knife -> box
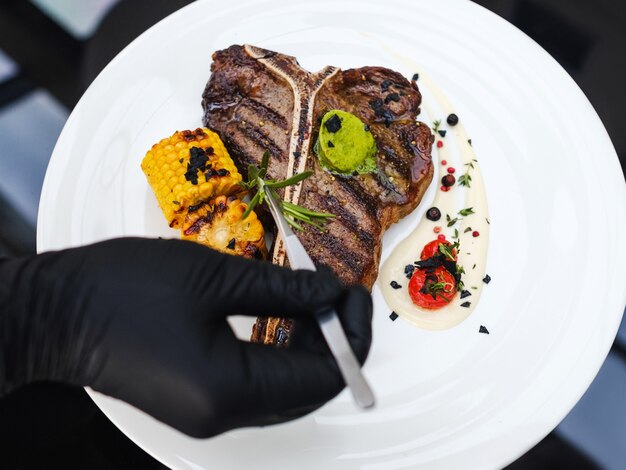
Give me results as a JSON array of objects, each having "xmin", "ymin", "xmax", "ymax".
[{"xmin": 261, "ymin": 182, "xmax": 375, "ymax": 409}]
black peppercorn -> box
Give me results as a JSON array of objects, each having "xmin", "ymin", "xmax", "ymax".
[
  {"xmin": 441, "ymin": 174, "xmax": 456, "ymax": 187},
  {"xmin": 426, "ymin": 207, "xmax": 441, "ymax": 221},
  {"xmin": 446, "ymin": 113, "xmax": 459, "ymax": 126}
]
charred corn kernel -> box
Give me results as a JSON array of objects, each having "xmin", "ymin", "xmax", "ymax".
[
  {"xmin": 181, "ymin": 196, "xmax": 266, "ymax": 259},
  {"xmin": 141, "ymin": 128, "xmax": 242, "ymax": 228}
]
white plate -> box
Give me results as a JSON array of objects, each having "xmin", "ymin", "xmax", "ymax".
[{"xmin": 38, "ymin": 0, "xmax": 626, "ymax": 468}]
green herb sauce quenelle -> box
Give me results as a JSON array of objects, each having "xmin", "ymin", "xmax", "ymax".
[{"xmin": 314, "ymin": 110, "xmax": 377, "ymax": 175}]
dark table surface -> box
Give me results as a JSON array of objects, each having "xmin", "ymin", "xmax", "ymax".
[{"xmin": 0, "ymin": 1, "xmax": 624, "ymax": 468}]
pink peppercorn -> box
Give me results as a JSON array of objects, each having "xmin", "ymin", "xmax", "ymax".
[
  {"xmin": 447, "ymin": 167, "xmax": 456, "ymax": 174},
  {"xmin": 472, "ymin": 231, "xmax": 480, "ymax": 237},
  {"xmin": 441, "ymin": 159, "xmax": 447, "ymax": 165},
  {"xmin": 437, "ymin": 141, "xmax": 444, "ymax": 148},
  {"xmin": 437, "ymin": 234, "xmax": 446, "ymax": 241},
  {"xmin": 433, "ymin": 226, "xmax": 441, "ymax": 233}
]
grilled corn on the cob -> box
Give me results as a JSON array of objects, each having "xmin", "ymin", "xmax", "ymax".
[
  {"xmin": 181, "ymin": 196, "xmax": 266, "ymax": 259},
  {"xmin": 141, "ymin": 128, "xmax": 242, "ymax": 228}
]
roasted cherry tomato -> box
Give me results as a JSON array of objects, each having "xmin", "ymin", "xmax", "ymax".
[
  {"xmin": 420, "ymin": 239, "xmax": 456, "ymax": 260},
  {"xmin": 408, "ymin": 266, "xmax": 456, "ymax": 309}
]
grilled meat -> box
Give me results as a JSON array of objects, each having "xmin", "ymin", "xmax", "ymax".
[{"xmin": 202, "ymin": 45, "xmax": 433, "ymax": 344}]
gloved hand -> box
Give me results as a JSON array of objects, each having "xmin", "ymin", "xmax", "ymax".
[{"xmin": 0, "ymin": 238, "xmax": 372, "ymax": 438}]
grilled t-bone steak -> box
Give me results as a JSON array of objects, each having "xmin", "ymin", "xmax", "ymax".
[{"xmin": 202, "ymin": 45, "xmax": 433, "ymax": 345}]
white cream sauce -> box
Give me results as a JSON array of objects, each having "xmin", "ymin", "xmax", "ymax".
[{"xmin": 379, "ymin": 70, "xmax": 490, "ymax": 330}]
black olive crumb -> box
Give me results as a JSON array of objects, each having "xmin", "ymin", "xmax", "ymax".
[
  {"xmin": 460, "ymin": 290, "xmax": 472, "ymax": 299},
  {"xmin": 327, "ymin": 140, "xmax": 335, "ymax": 148},
  {"xmin": 217, "ymin": 169, "xmax": 229, "ymax": 176},
  {"xmin": 389, "ymin": 311, "xmax": 399, "ymax": 321},
  {"xmin": 437, "ymin": 129, "xmax": 447, "ymax": 138},
  {"xmin": 226, "ymin": 238, "xmax": 236, "ymax": 250},
  {"xmin": 364, "ymin": 124, "xmax": 370, "ymax": 132},
  {"xmin": 185, "ymin": 146, "xmax": 211, "ymax": 184},
  {"xmin": 426, "ymin": 207, "xmax": 441, "ymax": 221},
  {"xmin": 390, "ymin": 280, "xmax": 402, "ymax": 289},
  {"xmin": 483, "ymin": 274, "xmax": 491, "ymax": 284},
  {"xmin": 460, "ymin": 301, "xmax": 471, "ymax": 308},
  {"xmin": 447, "ymin": 113, "xmax": 459, "ymax": 126},
  {"xmin": 479, "ymin": 325, "xmax": 489, "ymax": 334},
  {"xmin": 404, "ymin": 264, "xmax": 415, "ymax": 279},
  {"xmin": 293, "ymin": 151, "xmax": 301, "ymax": 158},
  {"xmin": 325, "ymin": 114, "xmax": 342, "ymax": 133},
  {"xmin": 411, "ymin": 73, "xmax": 419, "ymax": 81}
]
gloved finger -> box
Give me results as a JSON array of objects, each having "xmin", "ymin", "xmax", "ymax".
[
  {"xmin": 124, "ymin": 238, "xmax": 343, "ymax": 320},
  {"xmin": 238, "ymin": 343, "xmax": 343, "ymax": 419},
  {"xmin": 289, "ymin": 285, "xmax": 373, "ymax": 365},
  {"xmin": 191, "ymin": 252, "xmax": 344, "ymax": 319},
  {"xmin": 237, "ymin": 286, "xmax": 373, "ymax": 413}
]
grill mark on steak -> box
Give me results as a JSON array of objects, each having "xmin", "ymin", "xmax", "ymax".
[
  {"xmin": 240, "ymin": 97, "xmax": 289, "ymax": 129},
  {"xmin": 236, "ymin": 123, "xmax": 285, "ymax": 162},
  {"xmin": 307, "ymin": 227, "xmax": 363, "ymax": 279},
  {"xmin": 338, "ymin": 176, "xmax": 380, "ymax": 219},
  {"xmin": 315, "ymin": 194, "xmax": 376, "ymax": 251},
  {"xmin": 202, "ymin": 45, "xmax": 434, "ymax": 345},
  {"xmin": 379, "ymin": 142, "xmax": 409, "ymax": 174}
]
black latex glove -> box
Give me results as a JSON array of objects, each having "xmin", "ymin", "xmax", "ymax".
[{"xmin": 0, "ymin": 238, "xmax": 372, "ymax": 438}]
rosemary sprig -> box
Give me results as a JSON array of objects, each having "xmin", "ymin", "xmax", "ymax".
[
  {"xmin": 240, "ymin": 151, "xmax": 335, "ymax": 230},
  {"xmin": 432, "ymin": 119, "xmax": 442, "ymax": 133}
]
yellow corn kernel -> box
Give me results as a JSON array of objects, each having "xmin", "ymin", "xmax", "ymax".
[
  {"xmin": 141, "ymin": 128, "xmax": 242, "ymax": 228},
  {"xmin": 181, "ymin": 196, "xmax": 266, "ymax": 260}
]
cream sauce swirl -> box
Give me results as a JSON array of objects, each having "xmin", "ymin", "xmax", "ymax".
[{"xmin": 379, "ymin": 71, "xmax": 490, "ymax": 330}]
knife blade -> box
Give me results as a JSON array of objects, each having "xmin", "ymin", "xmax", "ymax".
[{"xmin": 262, "ymin": 183, "xmax": 375, "ymax": 409}]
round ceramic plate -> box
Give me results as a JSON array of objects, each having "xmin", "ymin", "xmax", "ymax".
[{"xmin": 38, "ymin": 0, "xmax": 626, "ymax": 468}]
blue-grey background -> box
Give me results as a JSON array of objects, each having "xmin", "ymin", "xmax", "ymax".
[{"xmin": 0, "ymin": 1, "xmax": 624, "ymax": 468}]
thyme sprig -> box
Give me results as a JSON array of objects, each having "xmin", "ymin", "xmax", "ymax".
[
  {"xmin": 240, "ymin": 151, "xmax": 335, "ymax": 231},
  {"xmin": 458, "ymin": 159, "xmax": 477, "ymax": 188}
]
